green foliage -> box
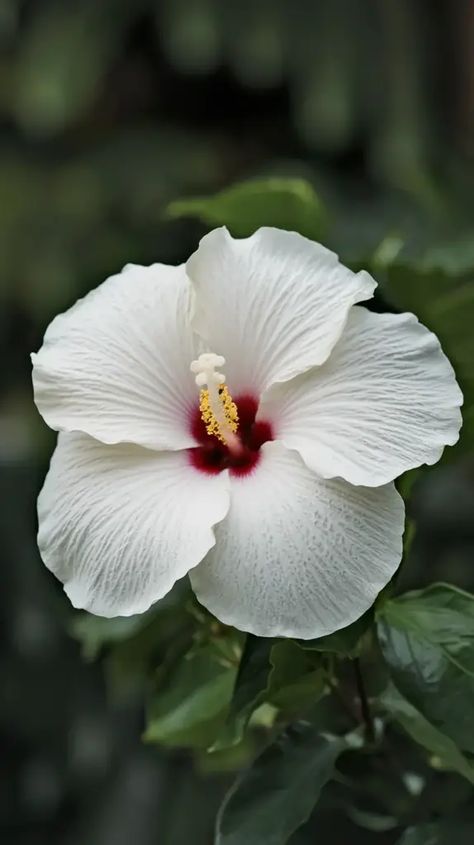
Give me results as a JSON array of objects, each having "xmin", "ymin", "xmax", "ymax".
[
  {"xmin": 377, "ymin": 584, "xmax": 474, "ymax": 753},
  {"xmin": 212, "ymin": 636, "xmax": 325, "ymax": 751},
  {"xmin": 381, "ymin": 685, "xmax": 474, "ymax": 784},
  {"xmin": 211, "ymin": 634, "xmax": 273, "ymax": 750},
  {"xmin": 71, "ymin": 612, "xmax": 154, "ymax": 660},
  {"xmin": 266, "ymin": 642, "xmax": 325, "ymax": 713},
  {"xmin": 15, "ymin": 1, "xmax": 126, "ymax": 134},
  {"xmin": 215, "ymin": 725, "xmax": 347, "ymax": 845},
  {"xmin": 397, "ymin": 819, "xmax": 474, "ymax": 845},
  {"xmin": 166, "ymin": 177, "xmax": 327, "ymax": 240},
  {"xmin": 72, "ymin": 585, "xmax": 195, "ymax": 695},
  {"xmin": 145, "ymin": 644, "xmax": 237, "ymax": 749}
]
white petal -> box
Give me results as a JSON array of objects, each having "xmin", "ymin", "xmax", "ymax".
[
  {"xmin": 186, "ymin": 227, "xmax": 375, "ymax": 394},
  {"xmin": 32, "ymin": 263, "xmax": 198, "ymax": 450},
  {"xmin": 190, "ymin": 441, "xmax": 404, "ymax": 639},
  {"xmin": 259, "ymin": 307, "xmax": 462, "ymax": 487},
  {"xmin": 260, "ymin": 307, "xmax": 463, "ymax": 487},
  {"xmin": 38, "ymin": 433, "xmax": 230, "ymax": 616}
]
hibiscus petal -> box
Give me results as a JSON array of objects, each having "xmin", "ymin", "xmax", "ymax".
[
  {"xmin": 260, "ymin": 307, "xmax": 463, "ymax": 487},
  {"xmin": 32, "ymin": 263, "xmax": 198, "ymax": 450},
  {"xmin": 190, "ymin": 441, "xmax": 404, "ymax": 639},
  {"xmin": 38, "ymin": 433, "xmax": 230, "ymax": 616},
  {"xmin": 186, "ymin": 227, "xmax": 375, "ymax": 394}
]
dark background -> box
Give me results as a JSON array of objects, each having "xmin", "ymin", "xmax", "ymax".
[{"xmin": 1, "ymin": 1, "xmax": 473, "ymax": 843}]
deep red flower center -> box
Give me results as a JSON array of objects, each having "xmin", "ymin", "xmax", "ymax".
[{"xmin": 188, "ymin": 394, "xmax": 273, "ymax": 477}]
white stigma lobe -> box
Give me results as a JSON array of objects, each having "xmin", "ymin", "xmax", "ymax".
[{"xmin": 190, "ymin": 352, "xmax": 226, "ymax": 388}]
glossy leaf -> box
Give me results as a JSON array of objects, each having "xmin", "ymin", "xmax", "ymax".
[
  {"xmin": 211, "ymin": 635, "xmax": 273, "ymax": 750},
  {"xmin": 216, "ymin": 724, "xmax": 346, "ymax": 845},
  {"xmin": 166, "ymin": 177, "xmax": 327, "ymax": 240},
  {"xmin": 378, "ymin": 583, "xmax": 474, "ymax": 753},
  {"xmin": 381, "ymin": 684, "xmax": 474, "ymax": 785}
]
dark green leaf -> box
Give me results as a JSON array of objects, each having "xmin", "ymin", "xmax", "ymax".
[
  {"xmin": 211, "ymin": 635, "xmax": 273, "ymax": 751},
  {"xmin": 71, "ymin": 583, "xmax": 191, "ymax": 661},
  {"xmin": 381, "ymin": 684, "xmax": 474, "ymax": 784},
  {"xmin": 216, "ymin": 724, "xmax": 346, "ymax": 845},
  {"xmin": 144, "ymin": 645, "xmax": 236, "ymax": 749},
  {"xmin": 398, "ymin": 819, "xmax": 474, "ymax": 845},
  {"xmin": 267, "ymin": 641, "xmax": 325, "ymax": 713},
  {"xmin": 196, "ymin": 735, "xmax": 257, "ymax": 776},
  {"xmin": 377, "ymin": 583, "xmax": 474, "ymax": 753},
  {"xmin": 71, "ymin": 611, "xmax": 155, "ymax": 660},
  {"xmin": 166, "ymin": 177, "xmax": 327, "ymax": 240}
]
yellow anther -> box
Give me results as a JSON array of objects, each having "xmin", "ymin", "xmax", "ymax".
[{"xmin": 200, "ymin": 385, "xmax": 239, "ymax": 443}]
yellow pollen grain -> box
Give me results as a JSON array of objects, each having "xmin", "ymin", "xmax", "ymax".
[{"xmin": 199, "ymin": 385, "xmax": 239, "ymax": 442}]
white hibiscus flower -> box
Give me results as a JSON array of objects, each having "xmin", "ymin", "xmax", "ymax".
[{"xmin": 31, "ymin": 227, "xmax": 463, "ymax": 638}]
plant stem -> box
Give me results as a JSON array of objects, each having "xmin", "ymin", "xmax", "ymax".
[{"xmin": 353, "ymin": 658, "xmax": 375, "ymax": 743}]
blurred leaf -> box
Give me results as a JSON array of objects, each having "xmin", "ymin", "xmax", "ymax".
[
  {"xmin": 224, "ymin": 0, "xmax": 284, "ymax": 90},
  {"xmin": 267, "ymin": 641, "xmax": 325, "ymax": 713},
  {"xmin": 398, "ymin": 819, "xmax": 474, "ymax": 845},
  {"xmin": 298, "ymin": 611, "xmax": 371, "ymax": 656},
  {"xmin": 145, "ymin": 645, "xmax": 236, "ymax": 749},
  {"xmin": 157, "ymin": 0, "xmax": 221, "ymax": 76},
  {"xmin": 211, "ymin": 635, "xmax": 273, "ymax": 751},
  {"xmin": 71, "ymin": 611, "xmax": 156, "ymax": 660},
  {"xmin": 73, "ymin": 590, "xmax": 195, "ymax": 698},
  {"xmin": 196, "ymin": 732, "xmax": 257, "ymax": 775},
  {"xmin": 417, "ymin": 237, "xmax": 474, "ymax": 277},
  {"xmin": 381, "ymin": 684, "xmax": 474, "ymax": 784},
  {"xmin": 377, "ymin": 583, "xmax": 474, "ymax": 753},
  {"xmin": 71, "ymin": 584, "xmax": 191, "ymax": 659},
  {"xmin": 216, "ymin": 724, "xmax": 347, "ymax": 845},
  {"xmin": 14, "ymin": 0, "xmax": 140, "ymax": 134},
  {"xmin": 166, "ymin": 177, "xmax": 327, "ymax": 240}
]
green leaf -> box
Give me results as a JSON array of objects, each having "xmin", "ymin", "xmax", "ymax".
[
  {"xmin": 267, "ymin": 641, "xmax": 325, "ymax": 713},
  {"xmin": 211, "ymin": 635, "xmax": 273, "ymax": 751},
  {"xmin": 398, "ymin": 819, "xmax": 474, "ymax": 845},
  {"xmin": 71, "ymin": 612, "xmax": 154, "ymax": 660},
  {"xmin": 72, "ymin": 586, "xmax": 194, "ymax": 696},
  {"xmin": 299, "ymin": 611, "xmax": 371, "ymax": 656},
  {"xmin": 71, "ymin": 583, "xmax": 191, "ymax": 661},
  {"xmin": 377, "ymin": 583, "xmax": 474, "ymax": 753},
  {"xmin": 381, "ymin": 684, "xmax": 474, "ymax": 785},
  {"xmin": 144, "ymin": 645, "xmax": 237, "ymax": 749},
  {"xmin": 215, "ymin": 724, "xmax": 347, "ymax": 845},
  {"xmin": 166, "ymin": 177, "xmax": 327, "ymax": 240}
]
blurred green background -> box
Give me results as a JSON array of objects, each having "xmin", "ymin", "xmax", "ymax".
[{"xmin": 1, "ymin": 1, "xmax": 473, "ymax": 843}]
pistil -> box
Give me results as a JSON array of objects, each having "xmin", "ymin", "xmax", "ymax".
[{"xmin": 190, "ymin": 353, "xmax": 243, "ymax": 455}]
